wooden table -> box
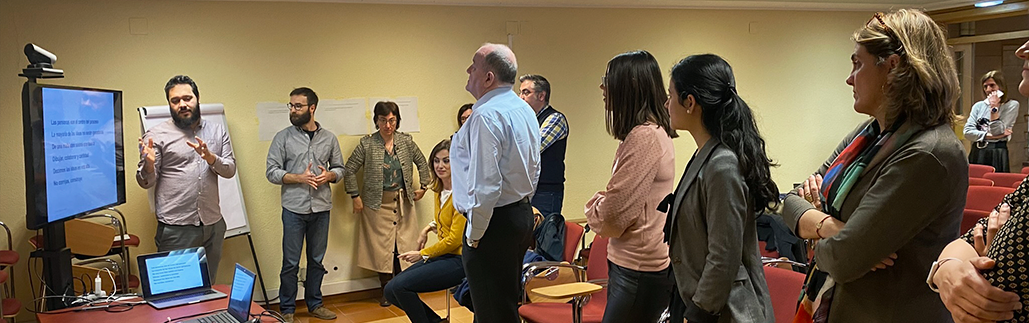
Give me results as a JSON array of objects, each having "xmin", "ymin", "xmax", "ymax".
[
  {"xmin": 529, "ymin": 282, "xmax": 602, "ymax": 299},
  {"xmin": 36, "ymin": 284, "xmax": 275, "ymax": 323}
]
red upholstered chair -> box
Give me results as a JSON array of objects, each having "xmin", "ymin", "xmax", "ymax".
[
  {"xmin": 969, "ymin": 164, "xmax": 996, "ymax": 178},
  {"xmin": 1022, "ymin": 166, "xmax": 1029, "ymax": 174},
  {"xmin": 758, "ymin": 241, "xmax": 780, "ymax": 259},
  {"xmin": 968, "ymin": 177, "xmax": 995, "ymax": 186},
  {"xmin": 965, "ymin": 186, "xmax": 1014, "ymax": 212},
  {"xmin": 564, "ymin": 222, "xmax": 586, "ymax": 264},
  {"xmin": 520, "ymin": 237, "xmax": 609, "ymax": 323},
  {"xmin": 764, "ymin": 266, "xmax": 805, "ymax": 323},
  {"xmin": 983, "ymin": 172, "xmax": 1027, "ymax": 189},
  {"xmin": 961, "ymin": 209, "xmax": 991, "ymax": 235},
  {"xmin": 0, "ymin": 222, "xmax": 20, "ymax": 322}
]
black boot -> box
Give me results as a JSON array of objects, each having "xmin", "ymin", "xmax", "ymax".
[{"xmin": 378, "ymin": 272, "xmax": 393, "ymax": 307}]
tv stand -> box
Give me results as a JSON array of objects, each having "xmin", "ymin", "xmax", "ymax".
[{"xmin": 29, "ymin": 222, "xmax": 74, "ymax": 311}]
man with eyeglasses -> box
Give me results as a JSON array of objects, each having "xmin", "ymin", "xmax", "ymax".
[
  {"xmin": 518, "ymin": 74, "xmax": 568, "ymax": 219},
  {"xmin": 137, "ymin": 75, "xmax": 235, "ymax": 280},
  {"xmin": 265, "ymin": 87, "xmax": 344, "ymax": 322}
]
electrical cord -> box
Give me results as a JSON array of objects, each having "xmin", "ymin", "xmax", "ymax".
[
  {"xmin": 75, "ymin": 298, "xmax": 144, "ymax": 313},
  {"xmin": 252, "ymin": 310, "xmax": 286, "ymax": 322},
  {"xmin": 100, "ymin": 267, "xmax": 117, "ymax": 295},
  {"xmin": 27, "ymin": 259, "xmax": 139, "ymax": 314},
  {"xmin": 74, "ymin": 274, "xmax": 89, "ymax": 295},
  {"xmin": 25, "ymin": 295, "xmax": 92, "ymax": 314},
  {"xmin": 28, "ymin": 255, "xmax": 75, "ymax": 311},
  {"xmin": 163, "ymin": 308, "xmax": 224, "ymax": 323},
  {"xmin": 257, "ymin": 295, "xmax": 279, "ymax": 306}
]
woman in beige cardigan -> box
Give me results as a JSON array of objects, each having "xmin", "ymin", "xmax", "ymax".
[{"xmin": 345, "ymin": 101, "xmax": 432, "ymax": 307}]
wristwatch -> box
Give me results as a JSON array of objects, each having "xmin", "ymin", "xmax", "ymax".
[{"xmin": 926, "ymin": 258, "xmax": 960, "ymax": 292}]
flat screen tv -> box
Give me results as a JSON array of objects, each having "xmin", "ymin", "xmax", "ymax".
[{"xmin": 23, "ymin": 83, "xmax": 125, "ymax": 230}]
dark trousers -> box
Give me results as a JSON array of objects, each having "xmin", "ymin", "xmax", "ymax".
[
  {"xmin": 278, "ymin": 208, "xmax": 330, "ymax": 314},
  {"xmin": 462, "ymin": 199, "xmax": 534, "ymax": 323},
  {"xmin": 384, "ymin": 254, "xmax": 465, "ymax": 323},
  {"xmin": 531, "ymin": 190, "xmax": 564, "ymax": 216},
  {"xmin": 155, "ymin": 218, "xmax": 226, "ymax": 280},
  {"xmin": 603, "ymin": 260, "xmax": 673, "ymax": 323}
]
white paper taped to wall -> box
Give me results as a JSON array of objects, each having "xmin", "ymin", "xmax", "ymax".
[
  {"xmin": 318, "ymin": 98, "xmax": 370, "ymax": 136},
  {"xmin": 395, "ymin": 97, "xmax": 420, "ymax": 133},
  {"xmin": 255, "ymin": 102, "xmax": 291, "ymax": 141}
]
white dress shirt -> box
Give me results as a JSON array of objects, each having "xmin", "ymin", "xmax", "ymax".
[{"xmin": 451, "ymin": 87, "xmax": 541, "ymax": 243}]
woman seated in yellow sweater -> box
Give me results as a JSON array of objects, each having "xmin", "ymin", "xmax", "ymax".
[{"xmin": 385, "ymin": 139, "xmax": 467, "ymax": 323}]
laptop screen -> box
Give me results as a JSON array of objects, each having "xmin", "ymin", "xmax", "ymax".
[
  {"xmin": 143, "ymin": 249, "xmax": 205, "ymax": 295},
  {"xmin": 227, "ymin": 264, "xmax": 257, "ymax": 322}
]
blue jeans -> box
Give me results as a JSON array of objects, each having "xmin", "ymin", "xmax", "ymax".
[
  {"xmin": 531, "ymin": 190, "xmax": 564, "ymax": 216},
  {"xmin": 384, "ymin": 253, "xmax": 465, "ymax": 323},
  {"xmin": 278, "ymin": 208, "xmax": 330, "ymax": 314}
]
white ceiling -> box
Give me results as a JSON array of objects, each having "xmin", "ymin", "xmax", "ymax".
[{"xmin": 224, "ymin": 0, "xmax": 985, "ymax": 11}]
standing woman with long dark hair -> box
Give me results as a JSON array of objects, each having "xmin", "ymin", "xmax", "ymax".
[
  {"xmin": 663, "ymin": 54, "xmax": 777, "ymax": 323},
  {"xmin": 584, "ymin": 50, "xmax": 677, "ymax": 323}
]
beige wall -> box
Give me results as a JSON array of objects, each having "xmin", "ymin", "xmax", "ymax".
[{"xmin": 0, "ymin": 0, "xmax": 872, "ymax": 320}]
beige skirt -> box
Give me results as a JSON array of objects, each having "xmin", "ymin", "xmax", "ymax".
[{"xmin": 356, "ymin": 190, "xmax": 419, "ymax": 273}]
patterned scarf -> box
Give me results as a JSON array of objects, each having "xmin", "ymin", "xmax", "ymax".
[{"xmin": 794, "ymin": 118, "xmax": 921, "ymax": 323}]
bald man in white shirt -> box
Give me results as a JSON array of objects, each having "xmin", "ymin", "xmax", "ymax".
[{"xmin": 450, "ymin": 43, "xmax": 541, "ymax": 323}]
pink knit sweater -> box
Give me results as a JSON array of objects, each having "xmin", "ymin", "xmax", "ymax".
[{"xmin": 584, "ymin": 124, "xmax": 674, "ymax": 272}]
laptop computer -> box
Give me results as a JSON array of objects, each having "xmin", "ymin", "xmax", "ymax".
[
  {"xmin": 181, "ymin": 263, "xmax": 257, "ymax": 323},
  {"xmin": 137, "ymin": 247, "xmax": 226, "ymax": 309}
]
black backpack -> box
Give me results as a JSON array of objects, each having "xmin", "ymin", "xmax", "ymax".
[{"xmin": 533, "ymin": 212, "xmax": 566, "ymax": 262}]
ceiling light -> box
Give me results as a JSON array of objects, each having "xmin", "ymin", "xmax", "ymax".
[{"xmin": 975, "ymin": 1, "xmax": 1004, "ymax": 7}]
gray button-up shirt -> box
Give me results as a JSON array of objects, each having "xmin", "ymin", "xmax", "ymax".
[
  {"xmin": 136, "ymin": 119, "xmax": 237, "ymax": 226},
  {"xmin": 266, "ymin": 123, "xmax": 345, "ymax": 214}
]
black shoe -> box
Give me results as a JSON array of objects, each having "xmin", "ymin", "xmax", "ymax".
[{"xmin": 379, "ymin": 296, "xmax": 391, "ymax": 307}]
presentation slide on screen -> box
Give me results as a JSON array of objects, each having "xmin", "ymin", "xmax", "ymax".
[
  {"xmin": 229, "ymin": 270, "xmax": 254, "ymax": 303},
  {"xmin": 145, "ymin": 253, "xmax": 203, "ymax": 295},
  {"xmin": 42, "ymin": 87, "xmax": 118, "ymax": 221}
]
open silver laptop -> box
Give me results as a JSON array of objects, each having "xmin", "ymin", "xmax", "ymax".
[
  {"xmin": 137, "ymin": 247, "xmax": 226, "ymax": 309},
  {"xmin": 182, "ymin": 263, "xmax": 257, "ymax": 323}
]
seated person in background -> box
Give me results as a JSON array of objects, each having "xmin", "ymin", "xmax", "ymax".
[
  {"xmin": 457, "ymin": 103, "xmax": 473, "ymax": 129},
  {"xmin": 385, "ymin": 139, "xmax": 467, "ymax": 323},
  {"xmin": 931, "ymin": 39, "xmax": 1029, "ymax": 323}
]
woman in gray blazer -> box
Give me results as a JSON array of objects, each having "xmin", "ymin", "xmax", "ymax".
[
  {"xmin": 783, "ymin": 9, "xmax": 966, "ymax": 323},
  {"xmin": 663, "ymin": 54, "xmax": 779, "ymax": 323}
]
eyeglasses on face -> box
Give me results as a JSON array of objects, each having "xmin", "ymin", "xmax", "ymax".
[{"xmin": 287, "ymin": 103, "xmax": 311, "ymax": 110}]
